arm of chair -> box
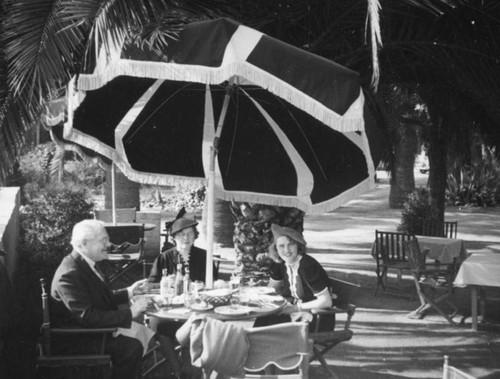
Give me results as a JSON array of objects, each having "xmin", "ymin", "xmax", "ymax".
[
  {"xmin": 51, "ymin": 327, "xmax": 117, "ymax": 334},
  {"xmin": 311, "ymin": 304, "xmax": 356, "ymax": 330},
  {"xmin": 109, "ymin": 239, "xmax": 145, "ymax": 255}
]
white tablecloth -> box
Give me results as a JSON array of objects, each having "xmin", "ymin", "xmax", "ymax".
[
  {"xmin": 416, "ymin": 235, "xmax": 468, "ymax": 264},
  {"xmin": 454, "ymin": 251, "xmax": 500, "ymax": 288}
]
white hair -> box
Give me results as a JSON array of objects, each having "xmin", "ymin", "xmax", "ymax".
[{"xmin": 71, "ymin": 219, "xmax": 106, "ymax": 249}]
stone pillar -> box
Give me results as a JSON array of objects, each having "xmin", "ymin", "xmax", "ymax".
[{"xmin": 0, "ymin": 187, "xmax": 20, "ymax": 281}]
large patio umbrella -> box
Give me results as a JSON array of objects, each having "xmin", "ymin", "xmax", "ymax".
[{"xmin": 64, "ymin": 18, "xmax": 382, "ymax": 287}]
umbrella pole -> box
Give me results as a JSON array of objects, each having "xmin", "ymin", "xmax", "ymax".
[
  {"xmin": 111, "ymin": 162, "xmax": 117, "ymax": 225},
  {"xmin": 205, "ymin": 80, "xmax": 234, "ymax": 288},
  {"xmin": 206, "ymin": 146, "xmax": 216, "ymax": 288}
]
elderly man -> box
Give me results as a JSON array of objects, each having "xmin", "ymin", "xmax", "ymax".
[{"xmin": 50, "ymin": 219, "xmax": 182, "ymax": 379}]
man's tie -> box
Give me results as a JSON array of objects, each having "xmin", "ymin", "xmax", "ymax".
[{"xmin": 94, "ymin": 260, "xmax": 109, "ymax": 283}]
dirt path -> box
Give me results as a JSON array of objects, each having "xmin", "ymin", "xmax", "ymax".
[{"xmin": 301, "ymin": 170, "xmax": 500, "ymax": 379}]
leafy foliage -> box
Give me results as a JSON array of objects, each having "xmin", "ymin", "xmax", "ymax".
[
  {"xmin": 397, "ymin": 187, "xmax": 433, "ymax": 234},
  {"xmin": 141, "ymin": 185, "xmax": 206, "ymax": 212},
  {"xmin": 7, "ymin": 142, "xmax": 105, "ymax": 204},
  {"xmin": 230, "ymin": 203, "xmax": 304, "ymax": 283},
  {"xmin": 446, "ymin": 147, "xmax": 500, "ymax": 207},
  {"xmin": 19, "ymin": 185, "xmax": 94, "ymax": 282}
]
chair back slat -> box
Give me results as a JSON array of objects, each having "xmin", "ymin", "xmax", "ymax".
[
  {"xmin": 39, "ymin": 278, "xmax": 51, "ymax": 356},
  {"xmin": 422, "ymin": 219, "xmax": 458, "ymax": 239},
  {"xmin": 375, "ymin": 230, "xmax": 413, "ymax": 262},
  {"xmin": 105, "ymin": 224, "xmax": 145, "ymax": 245}
]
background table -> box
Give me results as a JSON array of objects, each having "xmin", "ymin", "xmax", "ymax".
[
  {"xmin": 416, "ymin": 235, "xmax": 468, "ymax": 264},
  {"xmin": 454, "ymin": 250, "xmax": 500, "ymax": 330}
]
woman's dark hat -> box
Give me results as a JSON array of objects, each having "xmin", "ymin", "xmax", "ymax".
[
  {"xmin": 271, "ymin": 224, "xmax": 306, "ymax": 246},
  {"xmin": 170, "ymin": 217, "xmax": 198, "ymax": 235}
]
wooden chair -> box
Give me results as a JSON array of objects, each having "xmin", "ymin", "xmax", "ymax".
[
  {"xmin": 104, "ymin": 224, "xmax": 146, "ymax": 283},
  {"xmin": 404, "ymin": 238, "xmax": 458, "ymax": 324},
  {"xmin": 305, "ymin": 278, "xmax": 360, "ymax": 379},
  {"xmin": 37, "ymin": 278, "xmax": 166, "ymax": 378},
  {"xmin": 232, "ymin": 321, "xmax": 311, "ymax": 379},
  {"xmin": 443, "ymin": 355, "xmax": 477, "ymax": 379},
  {"xmin": 95, "ymin": 208, "xmax": 137, "ymax": 223},
  {"xmin": 36, "ymin": 278, "xmax": 115, "ymax": 378},
  {"xmin": 422, "ymin": 219, "xmax": 458, "ymax": 239},
  {"xmin": 373, "ymin": 230, "xmax": 413, "ymax": 295}
]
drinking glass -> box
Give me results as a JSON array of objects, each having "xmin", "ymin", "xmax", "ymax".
[
  {"xmin": 229, "ymin": 296, "xmax": 240, "ymax": 309},
  {"xmin": 184, "ymin": 291, "xmax": 195, "ymax": 308},
  {"xmin": 230, "ymin": 274, "xmax": 241, "ymax": 290},
  {"xmin": 238, "ymin": 285, "xmax": 250, "ymax": 306}
]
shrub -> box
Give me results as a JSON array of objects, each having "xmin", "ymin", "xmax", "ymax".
[
  {"xmin": 19, "ymin": 184, "xmax": 95, "ymax": 282},
  {"xmin": 446, "ymin": 148, "xmax": 500, "ymax": 207},
  {"xmin": 141, "ymin": 186, "xmax": 206, "ymax": 212},
  {"xmin": 397, "ymin": 187, "xmax": 433, "ymax": 234},
  {"xmin": 8, "ymin": 142, "xmax": 105, "ymax": 203}
]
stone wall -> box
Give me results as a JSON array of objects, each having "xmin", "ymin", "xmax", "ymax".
[{"xmin": 0, "ymin": 187, "xmax": 20, "ymax": 281}]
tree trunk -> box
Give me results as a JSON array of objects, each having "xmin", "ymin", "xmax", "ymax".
[
  {"xmin": 427, "ymin": 117, "xmax": 447, "ymax": 222},
  {"xmin": 389, "ymin": 123, "xmax": 419, "ymax": 208},
  {"xmin": 200, "ymin": 197, "xmax": 235, "ymax": 248},
  {"xmin": 230, "ymin": 203, "xmax": 304, "ymax": 281},
  {"xmin": 104, "ymin": 165, "xmax": 140, "ymax": 210}
]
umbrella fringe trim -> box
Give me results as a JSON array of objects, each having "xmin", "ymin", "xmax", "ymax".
[
  {"xmin": 65, "ymin": 128, "xmax": 207, "ymax": 188},
  {"xmin": 77, "ymin": 61, "xmax": 364, "ymax": 133},
  {"xmin": 213, "ymin": 177, "xmax": 375, "ymax": 214}
]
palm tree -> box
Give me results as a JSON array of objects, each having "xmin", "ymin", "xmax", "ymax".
[
  {"xmin": 4, "ymin": 0, "xmax": 500, "ymax": 274},
  {"xmin": 0, "ymin": 0, "xmax": 232, "ymax": 185},
  {"xmin": 376, "ymin": 2, "xmax": 500, "ymax": 219}
]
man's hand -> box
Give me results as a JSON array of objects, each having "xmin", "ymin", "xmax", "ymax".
[
  {"xmin": 129, "ymin": 279, "xmax": 148, "ymax": 296},
  {"xmin": 130, "ymin": 296, "xmax": 150, "ymax": 318}
]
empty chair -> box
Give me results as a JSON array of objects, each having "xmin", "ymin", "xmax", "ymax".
[
  {"xmin": 422, "ymin": 219, "xmax": 458, "ymax": 239},
  {"xmin": 443, "ymin": 355, "xmax": 477, "ymax": 379},
  {"xmin": 104, "ymin": 224, "xmax": 146, "ymax": 283},
  {"xmin": 234, "ymin": 321, "xmax": 311, "ymax": 379},
  {"xmin": 405, "ymin": 238, "xmax": 458, "ymax": 324},
  {"xmin": 177, "ymin": 317, "xmax": 311, "ymax": 379},
  {"xmin": 373, "ymin": 230, "xmax": 413, "ymax": 295}
]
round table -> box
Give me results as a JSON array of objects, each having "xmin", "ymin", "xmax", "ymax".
[{"xmin": 145, "ymin": 291, "xmax": 288, "ymax": 323}]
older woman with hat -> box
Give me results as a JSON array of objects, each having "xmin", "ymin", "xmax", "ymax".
[{"xmin": 148, "ymin": 215, "xmax": 218, "ymax": 284}]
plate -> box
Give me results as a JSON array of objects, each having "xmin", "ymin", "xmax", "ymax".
[
  {"xmin": 259, "ymin": 295, "xmax": 284, "ymax": 303},
  {"xmin": 190, "ymin": 302, "xmax": 214, "ymax": 311},
  {"xmin": 172, "ymin": 296, "xmax": 185, "ymax": 305},
  {"xmin": 254, "ymin": 287, "xmax": 276, "ymax": 294},
  {"xmin": 248, "ymin": 302, "xmax": 280, "ymax": 313},
  {"xmin": 200, "ymin": 288, "xmax": 233, "ymax": 297},
  {"xmin": 214, "ymin": 305, "xmax": 252, "ymax": 316}
]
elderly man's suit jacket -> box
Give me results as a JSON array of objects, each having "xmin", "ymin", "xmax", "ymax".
[{"xmin": 50, "ymin": 250, "xmax": 132, "ymax": 329}]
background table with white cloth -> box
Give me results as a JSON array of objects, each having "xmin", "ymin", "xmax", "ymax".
[
  {"xmin": 454, "ymin": 250, "xmax": 500, "ymax": 330},
  {"xmin": 416, "ymin": 235, "xmax": 468, "ymax": 264}
]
